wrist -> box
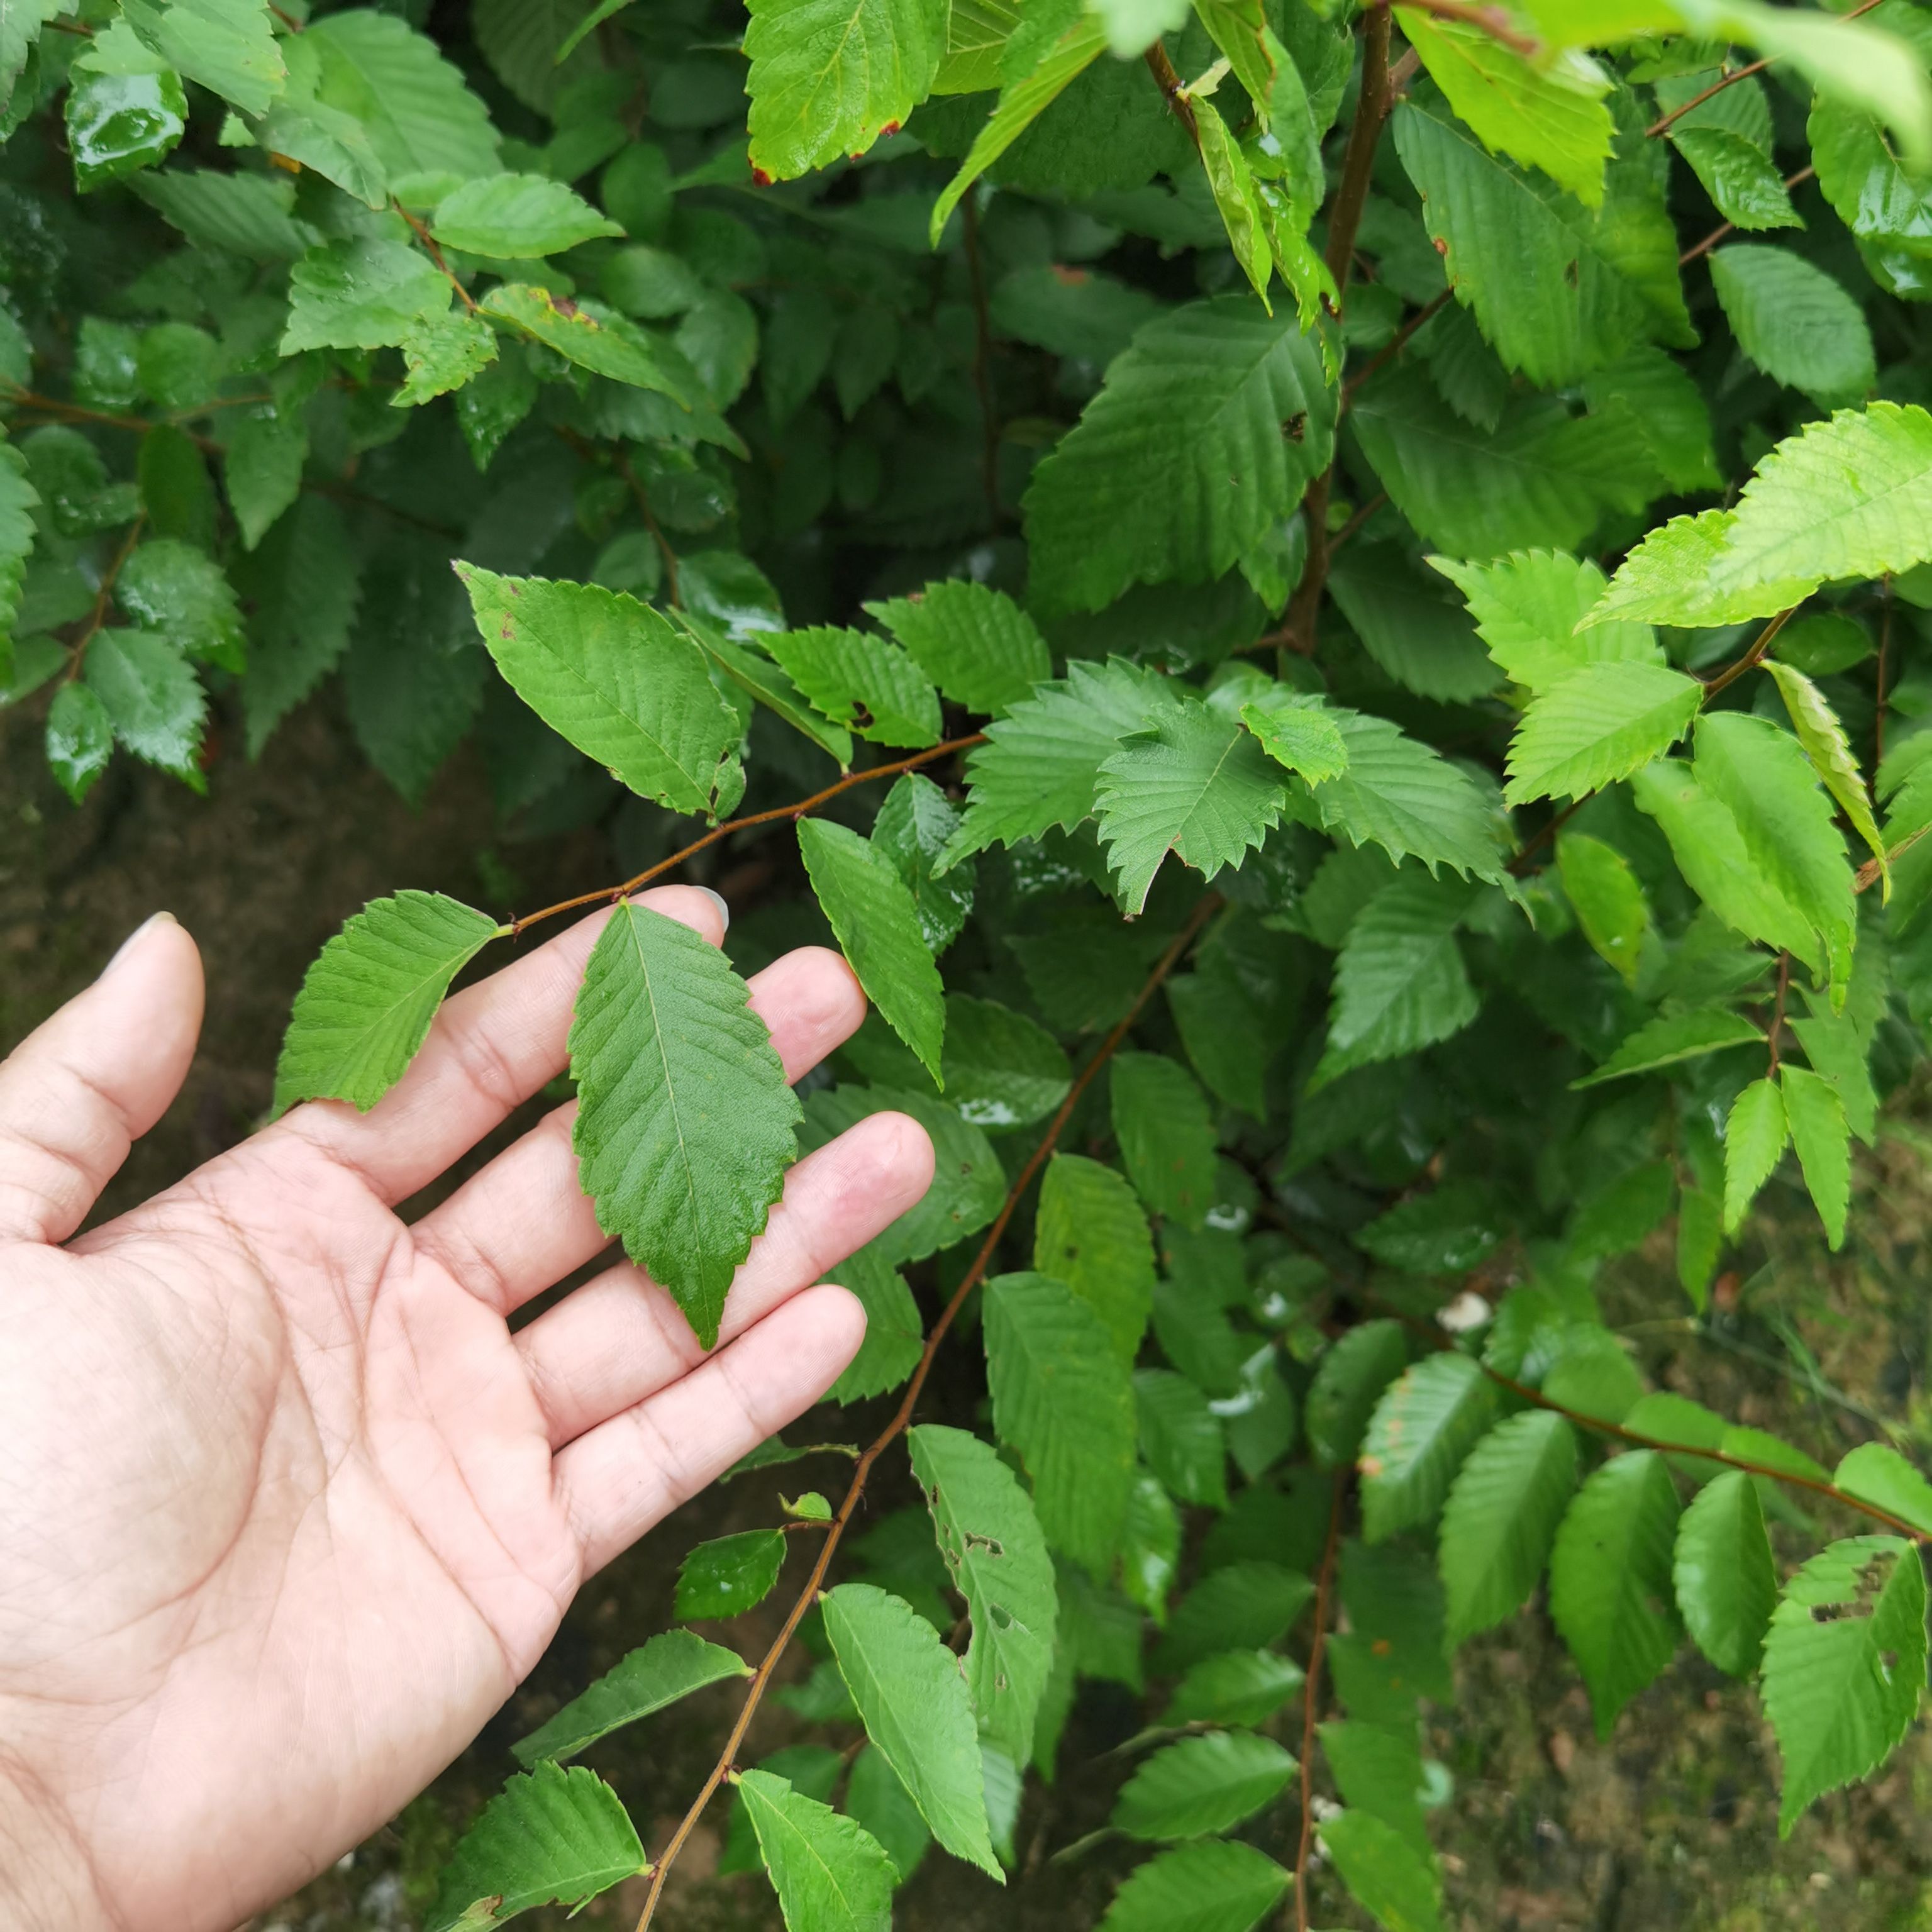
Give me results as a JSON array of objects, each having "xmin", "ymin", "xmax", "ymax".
[{"xmin": 0, "ymin": 1755, "xmax": 113, "ymax": 1932}]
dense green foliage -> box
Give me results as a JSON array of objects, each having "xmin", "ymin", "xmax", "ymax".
[{"xmin": 11, "ymin": 0, "xmax": 1932, "ymax": 1923}]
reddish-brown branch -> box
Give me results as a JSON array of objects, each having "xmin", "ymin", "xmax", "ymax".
[
  {"xmin": 395, "ymin": 202, "xmax": 480, "ymax": 314},
  {"xmin": 1291, "ymin": 1470, "xmax": 1347, "ymax": 1932},
  {"xmin": 62, "ymin": 516, "xmax": 145, "ymax": 682},
  {"xmin": 506, "ymin": 735, "xmax": 988, "ymax": 937},
  {"xmin": 1767, "ymin": 950, "xmax": 1791, "ymax": 1076},
  {"xmin": 1341, "ymin": 287, "xmax": 1452, "ymax": 408},
  {"xmin": 1143, "ymin": 41, "xmax": 1201, "ymax": 149},
  {"xmin": 1679, "ymin": 166, "xmax": 1814, "ymax": 265},
  {"xmin": 1647, "ymin": 1, "xmax": 1882, "ymax": 138},
  {"xmin": 1506, "ymin": 794, "xmax": 1588, "ymax": 877},
  {"xmin": 631, "ymin": 891, "xmax": 1225, "ymax": 1929},
  {"xmin": 1702, "ymin": 605, "xmax": 1797, "ymax": 699}
]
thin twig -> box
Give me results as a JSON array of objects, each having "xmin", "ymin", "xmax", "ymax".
[
  {"xmin": 395, "ymin": 203, "xmax": 479, "ymax": 314},
  {"xmin": 1857, "ymin": 823, "xmax": 1929, "ymax": 894},
  {"xmin": 1143, "ymin": 41, "xmax": 1201, "ymax": 148},
  {"xmin": 1341, "ymin": 288, "xmax": 1452, "ymax": 408},
  {"xmin": 1647, "ymin": 1, "xmax": 1882, "ymax": 138},
  {"xmin": 1396, "ymin": 0, "xmax": 1540, "ymax": 55},
  {"xmin": 1506, "ymin": 794, "xmax": 1589, "ymax": 877},
  {"xmin": 1326, "ymin": 490, "xmax": 1387, "ymax": 560},
  {"xmin": 1283, "ymin": 2, "xmax": 1394, "ymax": 656},
  {"xmin": 960, "ymin": 193, "xmax": 1003, "ymax": 528},
  {"xmin": 1291, "ymin": 1471, "xmax": 1347, "ymax": 1932},
  {"xmin": 1767, "ymin": 950, "xmax": 1791, "ymax": 1075},
  {"xmin": 508, "ymin": 735, "xmax": 987, "ymax": 936},
  {"xmin": 1678, "ymin": 166, "xmax": 1814, "ymax": 265},
  {"xmin": 1702, "ymin": 604, "xmax": 1797, "ymax": 699},
  {"xmin": 62, "ymin": 516, "xmax": 144, "ymax": 682},
  {"xmin": 631, "ymin": 892, "xmax": 1224, "ymax": 1929}
]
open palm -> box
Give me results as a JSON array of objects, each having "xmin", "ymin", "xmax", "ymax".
[{"xmin": 0, "ymin": 887, "xmax": 932, "ymax": 1932}]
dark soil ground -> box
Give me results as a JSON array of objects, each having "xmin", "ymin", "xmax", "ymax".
[{"xmin": 11, "ymin": 697, "xmax": 1932, "ymax": 1932}]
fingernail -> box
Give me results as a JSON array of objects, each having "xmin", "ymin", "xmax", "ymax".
[
  {"xmin": 696, "ymin": 886, "xmax": 731, "ymax": 934},
  {"xmin": 101, "ymin": 911, "xmax": 177, "ymax": 979}
]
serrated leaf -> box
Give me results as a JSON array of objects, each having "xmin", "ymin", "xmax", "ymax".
[
  {"xmin": 1431, "ymin": 548, "xmax": 1658, "ymax": 693},
  {"xmin": 1765, "ymin": 659, "xmax": 1888, "ymax": 889},
  {"xmin": 942, "ymin": 994, "xmax": 1068, "ymax": 1128},
  {"xmin": 480, "ymin": 286, "xmax": 701, "ymax": 407},
  {"xmin": 1723, "ymin": 1075, "xmax": 1787, "ymax": 1235},
  {"xmin": 1162, "ymin": 1648, "xmax": 1304, "ymax": 1728},
  {"xmin": 116, "ymin": 538, "xmax": 245, "ymax": 672},
  {"xmin": 675, "ymin": 613, "xmax": 852, "ymax": 769},
  {"xmin": 1504, "ymin": 660, "xmax": 1702, "ymax": 808},
  {"xmin": 1834, "ymin": 1443, "xmax": 1932, "ymax": 1537},
  {"xmin": 1548, "ymin": 1450, "xmax": 1681, "ymax": 1737},
  {"xmin": 765, "ymin": 625, "xmax": 941, "ymax": 748},
  {"xmin": 1319, "ymin": 1718, "xmax": 1430, "ymax": 1860},
  {"xmin": 1094, "ymin": 702, "xmax": 1285, "ymax": 914},
  {"xmin": 570, "ymin": 902, "xmax": 801, "ymax": 1348},
  {"xmin": 65, "ymin": 64, "xmax": 188, "ymax": 192},
  {"xmin": 395, "ymin": 309, "xmax": 500, "ymax": 408},
  {"xmin": 119, "ymin": 0, "xmax": 283, "ymax": 116},
  {"xmin": 1439, "ymin": 1408, "xmax": 1579, "ymax": 1645},
  {"xmin": 1191, "ymin": 92, "xmax": 1274, "ymax": 309},
  {"xmin": 798, "ymin": 817, "xmax": 945, "ymax": 1085},
  {"xmin": 224, "ymin": 401, "xmax": 307, "ymax": 549},
  {"xmin": 1135, "ymin": 1367, "xmax": 1228, "ymax": 1509},
  {"xmin": 983, "ymin": 1270, "xmax": 1138, "ymax": 1575},
  {"xmin": 0, "ymin": 440, "xmax": 38, "ymax": 678},
  {"xmin": 236, "ymin": 495, "xmax": 358, "ymax": 755},
  {"xmin": 1121, "ymin": 1468, "xmax": 1181, "ymax": 1624},
  {"xmin": 1360, "ymin": 1352, "xmax": 1497, "ymax": 1543},
  {"xmin": 1395, "ymin": 9, "xmax": 1613, "ymax": 205},
  {"xmin": 1318, "ymin": 1809, "xmax": 1441, "ymax": 1932},
  {"xmin": 744, "ymin": 0, "xmax": 946, "ymax": 180},
  {"xmin": 844, "ymin": 1743, "xmax": 930, "ymax": 1883},
  {"xmin": 1709, "ymin": 245, "xmax": 1874, "ymax": 408},
  {"xmin": 675, "ymin": 1529, "xmax": 787, "ymax": 1621},
  {"xmin": 84, "ymin": 627, "xmax": 205, "ymax": 789},
  {"xmin": 282, "ymin": 236, "xmax": 450, "ymax": 353},
  {"xmin": 45, "ymin": 684, "xmax": 113, "ymax": 804},
  {"xmin": 1392, "ymin": 94, "xmax": 1689, "ymax": 389},
  {"xmin": 1033, "ymin": 1153, "xmax": 1156, "ymax": 1362},
  {"xmin": 1782, "ymin": 1063, "xmax": 1851, "ymax": 1249},
  {"xmin": 824, "ymin": 1242, "xmax": 923, "ymax": 1406},
  {"xmin": 909, "ymin": 1423, "xmax": 1058, "ymax": 1765},
  {"xmin": 1672, "ymin": 1469, "xmax": 1777, "ymax": 1678},
  {"xmin": 1557, "ymin": 831, "xmax": 1650, "ymax": 987},
  {"xmin": 432, "ymin": 173, "xmax": 622, "ymax": 258},
  {"xmin": 458, "ymin": 565, "xmax": 738, "ymax": 814},
  {"xmin": 1158, "ymin": 1560, "xmax": 1313, "ymax": 1672},
  {"xmin": 426, "ymin": 1762, "xmax": 647, "ymax": 1932},
  {"xmin": 822, "ymin": 1582, "xmax": 1001, "ymax": 1879},
  {"xmin": 737, "ymin": 1768, "xmax": 895, "ymax": 1932},
  {"xmin": 1022, "ymin": 295, "xmax": 1334, "ymax": 616},
  {"xmin": 1110, "ymin": 1051, "xmax": 1218, "ymax": 1231},
  {"xmin": 865, "ymin": 579, "xmax": 1050, "ymax": 718},
  {"xmin": 1572, "ymin": 1006, "xmax": 1762, "ymax": 1089},
  {"xmin": 273, "ymin": 891, "xmax": 502, "ymax": 1113},
  {"xmin": 1356, "ymin": 1182, "xmax": 1501, "ymax": 1275},
  {"xmin": 1671, "ymin": 126, "xmax": 1801, "ymax": 231},
  {"xmin": 1111, "ymin": 1729, "xmax": 1296, "ymax": 1843},
  {"xmin": 305, "ymin": 9, "xmax": 498, "ymax": 179},
  {"xmin": 1306, "ymin": 1319, "xmax": 1407, "ymax": 1472},
  {"xmin": 1239, "ymin": 687, "xmax": 1347, "ymax": 785},
  {"xmin": 513, "ymin": 1631, "xmax": 749, "ymax": 1767},
  {"xmin": 944, "ymin": 657, "xmax": 1177, "ymax": 867},
  {"xmin": 1582, "ymin": 343, "xmax": 1720, "ymax": 493},
  {"xmin": 1098, "ymin": 1840, "xmax": 1289, "ymax": 1932},
  {"xmin": 1314, "ymin": 873, "xmax": 1479, "ymax": 1086},
  {"xmin": 1762, "ymin": 1536, "xmax": 1928, "ymax": 1836}
]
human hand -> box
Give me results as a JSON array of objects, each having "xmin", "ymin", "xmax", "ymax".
[{"xmin": 0, "ymin": 889, "xmax": 933, "ymax": 1932}]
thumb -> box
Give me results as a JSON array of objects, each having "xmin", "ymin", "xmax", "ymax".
[{"xmin": 0, "ymin": 911, "xmax": 204, "ymax": 1244}]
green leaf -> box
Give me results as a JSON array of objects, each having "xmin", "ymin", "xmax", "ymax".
[
  {"xmin": 1781, "ymin": 1063, "xmax": 1852, "ymax": 1250},
  {"xmin": 116, "ymin": 539, "xmax": 244, "ymax": 672},
  {"xmin": 736, "ymin": 1768, "xmax": 896, "ymax": 1932},
  {"xmin": 908, "ymin": 1423, "xmax": 1058, "ymax": 1765},
  {"xmin": 1319, "ymin": 1718, "xmax": 1430, "ymax": 1861},
  {"xmin": 272, "ymin": 891, "xmax": 502, "ymax": 1113},
  {"xmin": 1392, "ymin": 94, "xmax": 1689, "ymax": 389},
  {"xmin": 119, "ymin": 0, "xmax": 283, "ymax": 116},
  {"xmin": 1191, "ymin": 93, "xmax": 1274, "ymax": 309},
  {"xmin": 1022, "ymin": 296, "xmax": 1334, "ymax": 616},
  {"xmin": 677, "ymin": 614, "xmax": 853, "ymax": 770},
  {"xmin": 864, "ymin": 579, "xmax": 1050, "ymax": 718},
  {"xmin": 675, "ymin": 1529, "xmax": 787, "ymax": 1621},
  {"xmin": 1356, "ymin": 1182, "xmax": 1501, "ymax": 1275},
  {"xmin": 933, "ymin": 0, "xmax": 1017, "ymax": 92},
  {"xmin": 1098, "ymin": 1840, "xmax": 1289, "ymax": 1932},
  {"xmin": 480, "ymin": 286, "xmax": 699, "ymax": 406},
  {"xmin": 1809, "ymin": 94, "xmax": 1932, "ymax": 292},
  {"xmin": 944, "ymin": 657, "xmax": 1176, "ymax": 867},
  {"xmin": 1762, "ymin": 1536, "xmax": 1928, "ymax": 1836},
  {"xmin": 1314, "ymin": 874, "xmax": 1479, "ymax": 1086},
  {"xmin": 65, "ymin": 66, "xmax": 188, "ymax": 191},
  {"xmin": 1360, "ymin": 1353, "xmax": 1497, "ymax": 1544},
  {"xmin": 983, "ymin": 1270, "xmax": 1138, "ymax": 1575},
  {"xmin": 282, "ymin": 237, "xmax": 451, "ymax": 353},
  {"xmin": 1162, "ymin": 1648, "xmax": 1304, "ymax": 1729},
  {"xmin": 1158, "ymin": 1560, "xmax": 1313, "ymax": 1670},
  {"xmin": 426, "ymin": 1762, "xmax": 647, "ymax": 1932},
  {"xmin": 941, "ymin": 994, "xmax": 1069, "ymax": 1128},
  {"xmin": 1723, "ymin": 1075, "xmax": 1787, "ymax": 1235},
  {"xmin": 1239, "ymin": 687, "xmax": 1347, "ymax": 786},
  {"xmin": 1709, "ymin": 245, "xmax": 1874, "ymax": 408},
  {"xmin": 1629, "ymin": 760, "xmax": 1821, "ymax": 970},
  {"xmin": 1672, "ymin": 1469, "xmax": 1777, "ymax": 1678},
  {"xmin": 1431, "ymin": 548, "xmax": 1657, "ymax": 693},
  {"xmin": 930, "ymin": 16, "xmax": 1109, "ymax": 242},
  {"xmin": 432, "ymin": 173, "xmax": 621, "ymax": 258},
  {"xmin": 1135, "ymin": 1367, "xmax": 1228, "ymax": 1509},
  {"xmin": 570, "ymin": 902, "xmax": 802, "ymax": 1349},
  {"xmin": 236, "ymin": 496, "xmax": 358, "ymax": 756},
  {"xmin": 1306, "ymin": 1319, "xmax": 1407, "ymax": 1472},
  {"xmin": 821, "ymin": 1582, "xmax": 1001, "ymax": 1879},
  {"xmin": 0, "ymin": 440, "xmax": 37, "ymax": 680},
  {"xmin": 1094, "ymin": 701, "xmax": 1285, "ymax": 915},
  {"xmin": 1504, "ymin": 660, "xmax": 1702, "ymax": 808},
  {"xmin": 0, "ymin": 0, "xmax": 59, "ymax": 103},
  {"xmin": 1111, "ymin": 1729, "xmax": 1296, "ymax": 1843},
  {"xmin": 46, "ymin": 681, "xmax": 114, "ymax": 802},
  {"xmin": 512, "ymin": 1631, "xmax": 750, "ymax": 1766},
  {"xmin": 1318, "ymin": 1810, "xmax": 1441, "ymax": 1932},
  {"xmin": 765, "ymin": 625, "xmax": 942, "ymax": 748},
  {"xmin": 305, "ymin": 9, "xmax": 499, "ymax": 180},
  {"xmin": 744, "ymin": 0, "xmax": 946, "ymax": 180},
  {"xmin": 1835, "ymin": 1443, "xmax": 1932, "ymax": 1537},
  {"xmin": 1121, "ymin": 1468, "xmax": 1182, "ymax": 1624},
  {"xmin": 1394, "ymin": 9, "xmax": 1613, "ymax": 205},
  {"xmin": 1547, "ymin": 1450, "xmax": 1681, "ymax": 1737},
  {"xmin": 1032, "ymin": 1153, "xmax": 1156, "ymax": 1362},
  {"xmin": 1572, "ymin": 1006, "xmax": 1762, "ymax": 1089},
  {"xmin": 396, "ymin": 310, "xmax": 500, "ymax": 408},
  {"xmin": 133, "ymin": 165, "xmax": 312, "ymax": 261},
  {"xmin": 825, "ymin": 1242, "xmax": 924, "ymax": 1405},
  {"xmin": 84, "ymin": 628, "xmax": 204, "ymax": 790},
  {"xmin": 1110, "ymin": 1051, "xmax": 1219, "ymax": 1231},
  {"xmin": 1439, "ymin": 1408, "xmax": 1579, "ymax": 1645},
  {"xmin": 224, "ymin": 401, "xmax": 308, "ymax": 549},
  {"xmin": 1670, "ymin": 126, "xmax": 1800, "ymax": 231},
  {"xmin": 1557, "ymin": 832, "xmax": 1650, "ymax": 987},
  {"xmin": 798, "ymin": 817, "xmax": 945, "ymax": 1085},
  {"xmin": 1764, "ymin": 660, "xmax": 1889, "ymax": 887},
  {"xmin": 1582, "ymin": 343, "xmax": 1720, "ymax": 493},
  {"xmin": 457, "ymin": 566, "xmax": 739, "ymax": 815},
  {"xmin": 843, "ymin": 1744, "xmax": 930, "ymax": 1883}
]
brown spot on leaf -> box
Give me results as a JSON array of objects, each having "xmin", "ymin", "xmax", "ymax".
[
  {"xmin": 1051, "ymin": 264, "xmax": 1091, "ymax": 286},
  {"xmin": 752, "ymin": 167, "xmax": 773, "ymax": 187}
]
